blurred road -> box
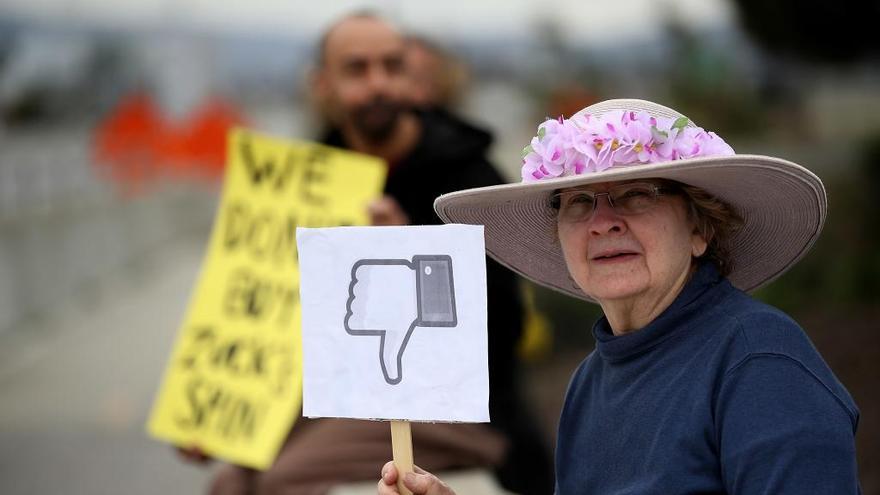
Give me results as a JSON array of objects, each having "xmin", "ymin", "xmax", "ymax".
[{"xmin": 0, "ymin": 238, "xmax": 213, "ymax": 495}]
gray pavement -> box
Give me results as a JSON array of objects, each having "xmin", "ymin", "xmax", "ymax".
[{"xmin": 0, "ymin": 239, "xmax": 213, "ymax": 495}]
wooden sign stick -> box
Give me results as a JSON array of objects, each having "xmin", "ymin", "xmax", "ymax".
[{"xmin": 390, "ymin": 420, "xmax": 414, "ymax": 495}]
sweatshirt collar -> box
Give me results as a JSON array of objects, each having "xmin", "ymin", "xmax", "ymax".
[{"xmin": 592, "ymin": 261, "xmax": 723, "ymax": 362}]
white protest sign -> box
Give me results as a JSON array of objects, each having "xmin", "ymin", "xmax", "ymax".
[{"xmin": 296, "ymin": 225, "xmax": 489, "ymax": 423}]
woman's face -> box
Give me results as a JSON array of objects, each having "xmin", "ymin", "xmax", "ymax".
[{"xmin": 556, "ymin": 180, "xmax": 708, "ymax": 305}]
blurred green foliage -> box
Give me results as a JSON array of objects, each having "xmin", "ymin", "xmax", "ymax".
[{"xmin": 756, "ymin": 134, "xmax": 880, "ymax": 312}]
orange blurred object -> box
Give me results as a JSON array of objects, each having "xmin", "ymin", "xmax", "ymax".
[
  {"xmin": 92, "ymin": 91, "xmax": 247, "ymax": 196},
  {"xmin": 545, "ymin": 84, "xmax": 599, "ymax": 120}
]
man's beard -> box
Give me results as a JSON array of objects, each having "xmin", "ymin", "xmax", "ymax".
[{"xmin": 349, "ymin": 97, "xmax": 403, "ymax": 145}]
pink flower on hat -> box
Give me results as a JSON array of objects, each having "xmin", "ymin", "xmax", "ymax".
[{"xmin": 521, "ymin": 110, "xmax": 735, "ymax": 182}]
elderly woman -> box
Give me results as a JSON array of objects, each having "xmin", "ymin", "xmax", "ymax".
[{"xmin": 378, "ymin": 99, "xmax": 861, "ymax": 494}]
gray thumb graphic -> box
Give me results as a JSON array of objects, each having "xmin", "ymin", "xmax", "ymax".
[{"xmin": 344, "ymin": 255, "xmax": 457, "ymax": 385}]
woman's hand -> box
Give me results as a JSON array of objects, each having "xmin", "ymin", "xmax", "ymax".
[{"xmin": 378, "ymin": 461, "xmax": 456, "ymax": 495}]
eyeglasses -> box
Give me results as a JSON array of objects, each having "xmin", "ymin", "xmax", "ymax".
[{"xmin": 551, "ymin": 182, "xmax": 676, "ymax": 223}]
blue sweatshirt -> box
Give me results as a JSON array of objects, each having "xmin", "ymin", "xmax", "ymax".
[{"xmin": 555, "ymin": 262, "xmax": 861, "ymax": 494}]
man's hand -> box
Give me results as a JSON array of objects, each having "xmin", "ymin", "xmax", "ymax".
[
  {"xmin": 378, "ymin": 462, "xmax": 456, "ymax": 495},
  {"xmin": 368, "ymin": 196, "xmax": 410, "ymax": 226},
  {"xmin": 175, "ymin": 445, "xmax": 212, "ymax": 465}
]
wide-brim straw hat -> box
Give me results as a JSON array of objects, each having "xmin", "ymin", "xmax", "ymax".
[{"xmin": 434, "ymin": 99, "xmax": 827, "ymax": 302}]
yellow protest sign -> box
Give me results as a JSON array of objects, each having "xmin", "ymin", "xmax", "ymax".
[{"xmin": 147, "ymin": 128, "xmax": 386, "ymax": 470}]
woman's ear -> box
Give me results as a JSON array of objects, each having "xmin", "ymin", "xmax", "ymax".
[{"xmin": 691, "ymin": 230, "xmax": 709, "ymax": 258}]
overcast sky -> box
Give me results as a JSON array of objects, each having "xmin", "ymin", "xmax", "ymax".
[{"xmin": 1, "ymin": 0, "xmax": 737, "ymax": 45}]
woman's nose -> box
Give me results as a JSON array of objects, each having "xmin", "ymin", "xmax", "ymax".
[{"xmin": 588, "ymin": 195, "xmax": 625, "ymax": 235}]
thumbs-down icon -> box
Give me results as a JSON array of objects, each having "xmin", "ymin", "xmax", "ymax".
[{"xmin": 344, "ymin": 255, "xmax": 457, "ymax": 385}]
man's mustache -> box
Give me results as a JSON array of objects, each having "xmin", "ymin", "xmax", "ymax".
[{"xmin": 355, "ymin": 97, "xmax": 400, "ymax": 115}]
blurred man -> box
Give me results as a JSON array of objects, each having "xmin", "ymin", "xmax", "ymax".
[
  {"xmin": 316, "ymin": 15, "xmax": 553, "ymax": 495},
  {"xmin": 189, "ymin": 12, "xmax": 553, "ymax": 495}
]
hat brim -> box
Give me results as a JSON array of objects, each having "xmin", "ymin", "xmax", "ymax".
[{"xmin": 434, "ymin": 154, "xmax": 827, "ymax": 302}]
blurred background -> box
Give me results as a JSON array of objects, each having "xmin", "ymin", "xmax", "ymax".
[{"xmin": 0, "ymin": 0, "xmax": 878, "ymax": 493}]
